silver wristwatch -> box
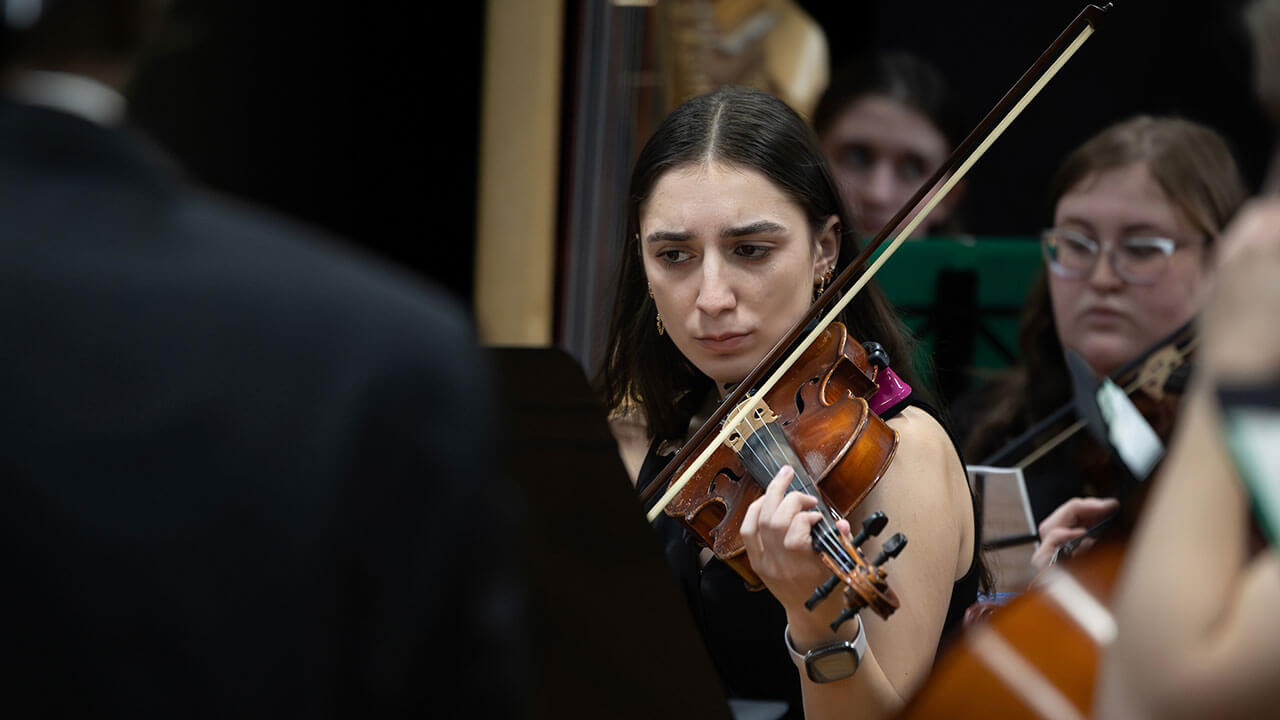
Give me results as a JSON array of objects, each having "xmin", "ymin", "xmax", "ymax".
[{"xmin": 784, "ymin": 617, "xmax": 867, "ymax": 683}]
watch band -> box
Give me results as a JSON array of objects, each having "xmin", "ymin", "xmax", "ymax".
[{"xmin": 784, "ymin": 616, "xmax": 867, "ymax": 683}]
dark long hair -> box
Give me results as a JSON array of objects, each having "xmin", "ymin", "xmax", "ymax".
[
  {"xmin": 597, "ymin": 86, "xmax": 926, "ymax": 441},
  {"xmin": 962, "ymin": 115, "xmax": 1248, "ymax": 462}
]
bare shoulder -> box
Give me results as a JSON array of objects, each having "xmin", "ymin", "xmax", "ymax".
[
  {"xmin": 885, "ymin": 406, "xmax": 961, "ymax": 474},
  {"xmin": 870, "ymin": 405, "xmax": 974, "ymax": 580},
  {"xmin": 874, "ymin": 405, "xmax": 963, "ymax": 511}
]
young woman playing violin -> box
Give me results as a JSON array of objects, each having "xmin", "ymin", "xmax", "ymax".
[
  {"xmin": 957, "ymin": 114, "xmax": 1249, "ymax": 575},
  {"xmin": 600, "ymin": 86, "xmax": 979, "ymax": 720}
]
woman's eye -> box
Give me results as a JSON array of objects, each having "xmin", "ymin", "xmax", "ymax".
[
  {"xmin": 1123, "ymin": 237, "xmax": 1175, "ymax": 258},
  {"xmin": 1121, "ymin": 244, "xmax": 1163, "ymax": 260},
  {"xmin": 839, "ymin": 145, "xmax": 873, "ymax": 171},
  {"xmin": 657, "ymin": 248, "xmax": 691, "ymax": 264},
  {"xmin": 735, "ymin": 245, "xmax": 771, "ymax": 259},
  {"xmin": 897, "ymin": 155, "xmax": 927, "ymax": 182}
]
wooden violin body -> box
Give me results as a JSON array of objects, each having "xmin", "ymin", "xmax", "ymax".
[{"xmin": 663, "ymin": 321, "xmax": 899, "ymax": 589}]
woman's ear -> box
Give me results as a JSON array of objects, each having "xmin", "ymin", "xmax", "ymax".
[{"xmin": 814, "ymin": 215, "xmax": 842, "ymax": 281}]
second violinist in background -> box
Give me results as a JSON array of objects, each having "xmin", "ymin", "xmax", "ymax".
[
  {"xmin": 812, "ymin": 51, "xmax": 967, "ymax": 241},
  {"xmin": 954, "ymin": 114, "xmax": 1248, "ymax": 587},
  {"xmin": 599, "ymin": 86, "xmax": 979, "ymax": 720}
]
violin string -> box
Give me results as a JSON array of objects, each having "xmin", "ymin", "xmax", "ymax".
[
  {"xmin": 750, "ymin": 419, "xmax": 854, "ymax": 572},
  {"xmin": 759, "ymin": 422, "xmax": 836, "ymax": 514},
  {"xmin": 742, "ymin": 430, "xmax": 849, "ymax": 566},
  {"xmin": 737, "ymin": 428, "xmax": 851, "ymax": 571}
]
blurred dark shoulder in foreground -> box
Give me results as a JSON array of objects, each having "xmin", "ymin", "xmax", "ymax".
[{"xmin": 0, "ymin": 2, "xmax": 521, "ymax": 715}]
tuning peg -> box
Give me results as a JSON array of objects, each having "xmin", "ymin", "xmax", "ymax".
[
  {"xmin": 830, "ymin": 606, "xmax": 859, "ymax": 632},
  {"xmin": 805, "ymin": 575, "xmax": 840, "ymax": 611},
  {"xmin": 850, "ymin": 510, "xmax": 888, "ymax": 548},
  {"xmin": 871, "ymin": 533, "xmax": 908, "ymax": 566},
  {"xmin": 862, "ymin": 341, "xmax": 890, "ymax": 371}
]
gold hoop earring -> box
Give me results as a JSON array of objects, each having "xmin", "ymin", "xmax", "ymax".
[
  {"xmin": 814, "ymin": 268, "xmax": 832, "ymax": 301},
  {"xmin": 648, "ymin": 284, "xmax": 664, "ymax": 335}
]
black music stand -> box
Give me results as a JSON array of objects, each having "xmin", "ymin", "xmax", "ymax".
[{"xmin": 487, "ymin": 347, "xmax": 735, "ymax": 720}]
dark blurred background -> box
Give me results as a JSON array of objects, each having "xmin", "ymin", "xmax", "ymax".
[
  {"xmin": 804, "ymin": 0, "xmax": 1269, "ymax": 229},
  {"xmin": 125, "ymin": 0, "xmax": 1268, "ymax": 317},
  {"xmin": 128, "ymin": 1, "xmax": 485, "ymax": 307}
]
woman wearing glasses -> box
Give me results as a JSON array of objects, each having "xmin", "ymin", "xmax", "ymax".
[{"xmin": 958, "ymin": 114, "xmax": 1248, "ymax": 573}]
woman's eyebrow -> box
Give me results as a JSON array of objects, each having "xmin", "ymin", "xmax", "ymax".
[
  {"xmin": 1057, "ymin": 216, "xmax": 1098, "ymax": 235},
  {"xmin": 1119, "ymin": 222, "xmax": 1177, "ymax": 237},
  {"xmin": 645, "ymin": 230, "xmax": 693, "ymax": 244},
  {"xmin": 723, "ymin": 220, "xmax": 787, "ymax": 238}
]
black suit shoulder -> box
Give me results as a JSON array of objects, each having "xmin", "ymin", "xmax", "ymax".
[{"xmin": 0, "ymin": 100, "xmax": 517, "ymax": 717}]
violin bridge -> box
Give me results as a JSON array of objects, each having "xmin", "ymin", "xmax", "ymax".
[
  {"xmin": 1135, "ymin": 345, "xmax": 1181, "ymax": 401},
  {"xmin": 724, "ymin": 398, "xmax": 778, "ymax": 452}
]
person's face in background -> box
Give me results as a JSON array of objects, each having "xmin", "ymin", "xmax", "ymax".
[
  {"xmin": 640, "ymin": 162, "xmax": 840, "ymax": 391},
  {"xmin": 820, "ymin": 94, "xmax": 956, "ymax": 239},
  {"xmin": 1047, "ymin": 161, "xmax": 1211, "ymax": 377}
]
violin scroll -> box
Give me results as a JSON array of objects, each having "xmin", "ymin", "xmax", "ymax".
[{"xmin": 805, "ymin": 508, "xmax": 908, "ymax": 631}]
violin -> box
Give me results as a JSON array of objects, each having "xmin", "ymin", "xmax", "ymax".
[
  {"xmin": 638, "ymin": 3, "xmax": 1115, "ymax": 627},
  {"xmin": 979, "ymin": 319, "xmax": 1198, "ymax": 555},
  {"xmin": 656, "ymin": 323, "xmax": 907, "ymax": 624},
  {"xmin": 1053, "ymin": 321, "xmax": 1197, "ymax": 560}
]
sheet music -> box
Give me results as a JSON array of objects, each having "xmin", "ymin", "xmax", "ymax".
[
  {"xmin": 967, "ymin": 464, "xmax": 1037, "ymax": 540},
  {"xmin": 967, "ymin": 464, "xmax": 1039, "ymax": 593}
]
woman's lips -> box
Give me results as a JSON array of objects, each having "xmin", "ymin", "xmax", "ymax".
[
  {"xmin": 1079, "ymin": 306, "xmax": 1127, "ymax": 328},
  {"xmin": 696, "ymin": 333, "xmax": 750, "ymax": 353}
]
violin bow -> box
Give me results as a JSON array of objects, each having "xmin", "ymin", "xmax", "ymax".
[{"xmin": 641, "ymin": 3, "xmax": 1116, "ymax": 521}]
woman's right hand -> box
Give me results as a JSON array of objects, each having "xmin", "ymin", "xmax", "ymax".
[
  {"xmin": 1030, "ymin": 496, "xmax": 1121, "ymax": 570},
  {"xmin": 740, "ymin": 465, "xmax": 851, "ymax": 616}
]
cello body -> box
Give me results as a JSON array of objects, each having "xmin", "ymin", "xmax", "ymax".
[{"xmin": 898, "ymin": 541, "xmax": 1126, "ymax": 719}]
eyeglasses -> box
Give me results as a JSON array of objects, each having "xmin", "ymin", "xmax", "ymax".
[{"xmin": 1040, "ymin": 228, "xmax": 1200, "ymax": 285}]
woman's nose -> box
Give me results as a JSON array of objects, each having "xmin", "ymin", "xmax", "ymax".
[
  {"xmin": 865, "ymin": 162, "xmax": 898, "ymax": 206},
  {"xmin": 1087, "ymin": 246, "xmax": 1126, "ymax": 290},
  {"xmin": 694, "ymin": 260, "xmax": 736, "ymax": 316}
]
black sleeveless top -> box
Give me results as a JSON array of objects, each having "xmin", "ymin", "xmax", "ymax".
[{"xmin": 635, "ymin": 396, "xmax": 980, "ymax": 718}]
